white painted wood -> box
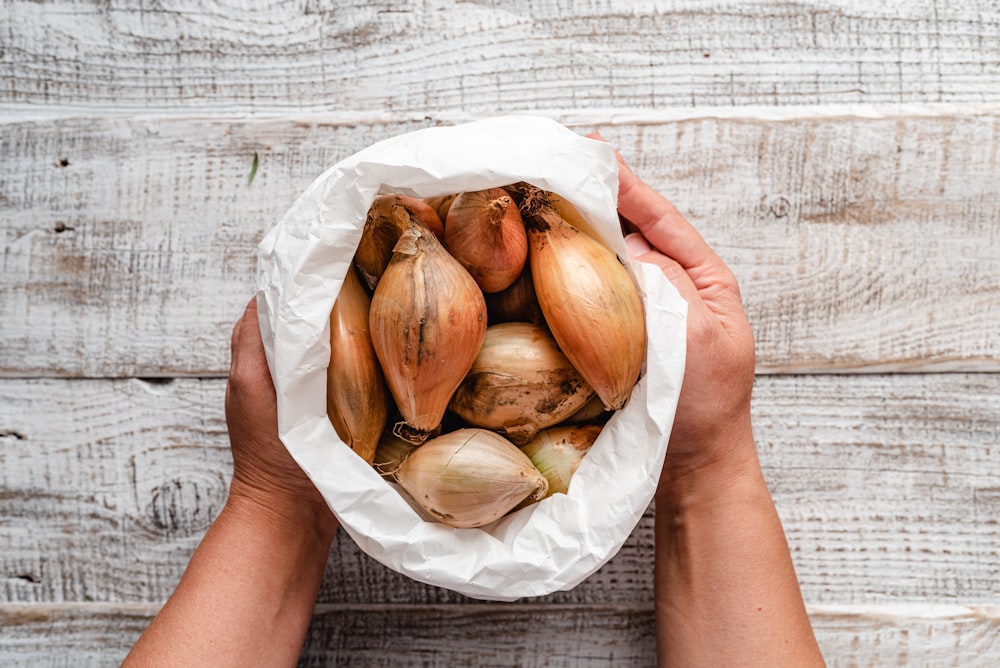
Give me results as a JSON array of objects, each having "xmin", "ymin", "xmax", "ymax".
[
  {"xmin": 1, "ymin": 374, "xmax": 997, "ymax": 607},
  {"xmin": 2, "ymin": 1, "xmax": 999, "ymax": 114},
  {"xmin": 2, "ymin": 603, "xmax": 999, "ymax": 667},
  {"xmin": 4, "ymin": 1, "xmax": 999, "ymax": 664},
  {"xmin": 2, "ymin": 109, "xmax": 998, "ymax": 377}
]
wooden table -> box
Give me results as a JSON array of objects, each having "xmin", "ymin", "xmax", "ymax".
[{"xmin": 2, "ymin": 1, "xmax": 998, "ymax": 665}]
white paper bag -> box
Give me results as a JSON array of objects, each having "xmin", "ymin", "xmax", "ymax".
[{"xmin": 256, "ymin": 115, "xmax": 687, "ymax": 601}]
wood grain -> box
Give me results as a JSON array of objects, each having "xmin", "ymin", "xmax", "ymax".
[
  {"xmin": 2, "ymin": 603, "xmax": 999, "ymax": 667},
  {"xmin": 2, "ymin": 374, "xmax": 997, "ymax": 607},
  {"xmin": 2, "ymin": 1, "xmax": 999, "ymax": 114},
  {"xmin": 2, "ymin": 109, "xmax": 998, "ymax": 377}
]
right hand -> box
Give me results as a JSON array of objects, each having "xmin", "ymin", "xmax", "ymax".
[{"xmin": 599, "ymin": 138, "xmax": 759, "ymax": 501}]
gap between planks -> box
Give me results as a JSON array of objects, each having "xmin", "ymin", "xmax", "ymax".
[
  {"xmin": 3, "ymin": 601, "xmax": 999, "ymax": 619},
  {"xmin": 3, "ymin": 102, "xmax": 1000, "ymax": 126}
]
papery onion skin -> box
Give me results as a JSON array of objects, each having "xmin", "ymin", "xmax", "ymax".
[
  {"xmin": 369, "ymin": 224, "xmax": 487, "ymax": 444},
  {"xmin": 395, "ymin": 428, "xmax": 549, "ymax": 528},
  {"xmin": 449, "ymin": 322, "xmax": 594, "ymax": 445},
  {"xmin": 445, "ymin": 188, "xmax": 528, "ymax": 293},
  {"xmin": 520, "ymin": 424, "xmax": 602, "ymax": 497},
  {"xmin": 355, "ymin": 195, "xmax": 445, "ymax": 291},
  {"xmin": 518, "ymin": 187, "xmax": 646, "ymax": 411},
  {"xmin": 326, "ymin": 267, "xmax": 388, "ymax": 464}
]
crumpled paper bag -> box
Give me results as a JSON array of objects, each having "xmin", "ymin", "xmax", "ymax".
[{"xmin": 256, "ymin": 115, "xmax": 687, "ymax": 601}]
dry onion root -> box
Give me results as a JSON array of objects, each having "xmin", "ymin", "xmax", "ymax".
[
  {"xmin": 395, "ymin": 428, "xmax": 548, "ymax": 528},
  {"xmin": 369, "ymin": 222, "xmax": 487, "ymax": 444},
  {"xmin": 326, "ymin": 267, "xmax": 388, "ymax": 464},
  {"xmin": 372, "ymin": 432, "xmax": 419, "ymax": 481},
  {"xmin": 448, "ymin": 322, "xmax": 594, "ymax": 445}
]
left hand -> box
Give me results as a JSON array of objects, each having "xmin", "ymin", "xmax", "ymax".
[{"xmin": 225, "ymin": 296, "xmax": 337, "ymax": 536}]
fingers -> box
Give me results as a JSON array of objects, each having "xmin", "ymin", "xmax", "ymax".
[
  {"xmin": 615, "ymin": 155, "xmax": 718, "ymax": 272},
  {"xmin": 625, "ymin": 233, "xmax": 700, "ymax": 305},
  {"xmin": 587, "ymin": 132, "xmax": 718, "ymax": 272}
]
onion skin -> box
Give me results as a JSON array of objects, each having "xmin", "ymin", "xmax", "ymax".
[
  {"xmin": 369, "ymin": 224, "xmax": 487, "ymax": 444},
  {"xmin": 520, "ymin": 424, "xmax": 602, "ymax": 497},
  {"xmin": 449, "ymin": 322, "xmax": 594, "ymax": 445},
  {"xmin": 519, "ymin": 187, "xmax": 646, "ymax": 411},
  {"xmin": 445, "ymin": 188, "xmax": 528, "ymax": 293},
  {"xmin": 395, "ymin": 428, "xmax": 549, "ymax": 528},
  {"xmin": 355, "ymin": 195, "xmax": 445, "ymax": 291},
  {"xmin": 326, "ymin": 267, "xmax": 388, "ymax": 464}
]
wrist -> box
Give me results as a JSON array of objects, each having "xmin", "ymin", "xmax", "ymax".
[
  {"xmin": 226, "ymin": 478, "xmax": 338, "ymax": 548},
  {"xmin": 656, "ymin": 413, "xmax": 763, "ymax": 514}
]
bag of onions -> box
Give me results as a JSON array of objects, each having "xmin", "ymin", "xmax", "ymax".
[{"xmin": 257, "ymin": 116, "xmax": 687, "ymax": 601}]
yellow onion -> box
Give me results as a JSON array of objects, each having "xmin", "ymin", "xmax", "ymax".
[
  {"xmin": 369, "ymin": 224, "xmax": 487, "ymax": 444},
  {"xmin": 518, "ymin": 186, "xmax": 646, "ymax": 410},
  {"xmin": 449, "ymin": 322, "xmax": 594, "ymax": 445},
  {"xmin": 395, "ymin": 428, "xmax": 548, "ymax": 528},
  {"xmin": 372, "ymin": 431, "xmax": 418, "ymax": 481},
  {"xmin": 520, "ymin": 424, "xmax": 602, "ymax": 497},
  {"xmin": 445, "ymin": 188, "xmax": 528, "ymax": 293},
  {"xmin": 484, "ymin": 264, "xmax": 543, "ymax": 326},
  {"xmin": 563, "ymin": 394, "xmax": 611, "ymax": 425},
  {"xmin": 548, "ymin": 190, "xmax": 611, "ymax": 250},
  {"xmin": 326, "ymin": 267, "xmax": 388, "ymax": 464},
  {"xmin": 424, "ymin": 193, "xmax": 457, "ymax": 221},
  {"xmin": 355, "ymin": 194, "xmax": 445, "ymax": 291}
]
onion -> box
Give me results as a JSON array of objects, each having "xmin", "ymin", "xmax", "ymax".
[
  {"xmin": 448, "ymin": 322, "xmax": 594, "ymax": 445},
  {"xmin": 395, "ymin": 428, "xmax": 549, "ymax": 528},
  {"xmin": 445, "ymin": 188, "xmax": 528, "ymax": 293},
  {"xmin": 520, "ymin": 424, "xmax": 602, "ymax": 497},
  {"xmin": 424, "ymin": 193, "xmax": 457, "ymax": 221},
  {"xmin": 516, "ymin": 185, "xmax": 646, "ymax": 410},
  {"xmin": 563, "ymin": 394, "xmax": 611, "ymax": 425},
  {"xmin": 372, "ymin": 431, "xmax": 418, "ymax": 481},
  {"xmin": 369, "ymin": 223, "xmax": 487, "ymax": 444},
  {"xmin": 326, "ymin": 267, "xmax": 388, "ymax": 464},
  {"xmin": 484, "ymin": 264, "xmax": 543, "ymax": 326},
  {"xmin": 355, "ymin": 194, "xmax": 445, "ymax": 291}
]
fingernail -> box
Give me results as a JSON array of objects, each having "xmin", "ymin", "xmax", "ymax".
[{"xmin": 624, "ymin": 233, "xmax": 651, "ymax": 259}]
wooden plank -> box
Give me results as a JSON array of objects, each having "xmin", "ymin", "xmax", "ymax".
[
  {"xmin": 2, "ymin": 1, "xmax": 1000, "ymax": 114},
  {"xmin": 1, "ymin": 374, "xmax": 997, "ymax": 606},
  {"xmin": 2, "ymin": 603, "xmax": 999, "ymax": 667},
  {"xmin": 2, "ymin": 110, "xmax": 998, "ymax": 376}
]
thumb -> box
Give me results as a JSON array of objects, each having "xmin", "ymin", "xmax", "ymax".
[
  {"xmin": 625, "ymin": 233, "xmax": 700, "ymax": 304},
  {"xmin": 624, "ymin": 232, "xmax": 652, "ymax": 259}
]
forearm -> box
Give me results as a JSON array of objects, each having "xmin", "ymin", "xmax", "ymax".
[
  {"xmin": 123, "ymin": 492, "xmax": 337, "ymax": 667},
  {"xmin": 654, "ymin": 433, "xmax": 824, "ymax": 667}
]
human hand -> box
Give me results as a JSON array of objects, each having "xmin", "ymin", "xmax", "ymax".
[
  {"xmin": 597, "ymin": 139, "xmax": 758, "ymax": 503},
  {"xmin": 225, "ymin": 296, "xmax": 337, "ymax": 537}
]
